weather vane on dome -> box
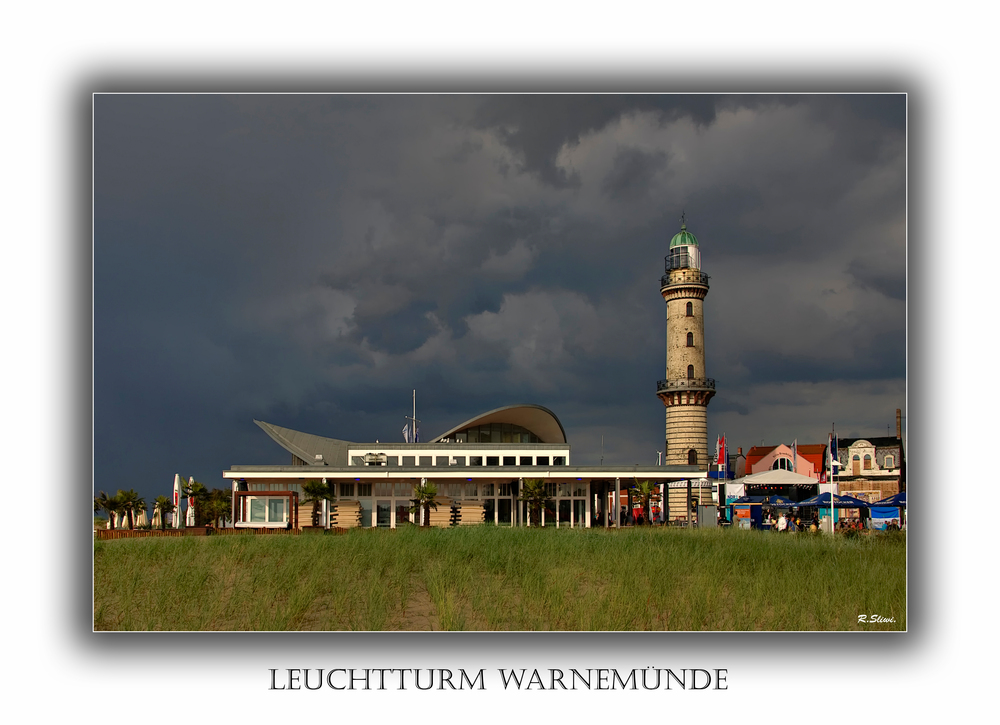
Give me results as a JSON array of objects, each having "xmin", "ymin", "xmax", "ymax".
[{"xmin": 680, "ymin": 209, "xmax": 687, "ymax": 228}]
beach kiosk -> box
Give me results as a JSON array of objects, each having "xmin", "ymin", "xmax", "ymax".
[{"xmin": 732, "ymin": 500, "xmax": 762, "ymax": 529}]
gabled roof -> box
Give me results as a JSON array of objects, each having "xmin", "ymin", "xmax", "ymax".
[
  {"xmin": 746, "ymin": 445, "xmax": 778, "ymax": 457},
  {"xmin": 745, "ymin": 443, "xmax": 827, "ymax": 475},
  {"xmin": 254, "ymin": 420, "xmax": 352, "ymax": 467}
]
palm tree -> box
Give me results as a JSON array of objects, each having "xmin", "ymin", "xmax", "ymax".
[
  {"xmin": 116, "ymin": 489, "xmax": 144, "ymax": 530},
  {"xmin": 409, "ymin": 482, "xmax": 439, "ymax": 527},
  {"xmin": 94, "ymin": 491, "xmax": 122, "ymax": 530},
  {"xmin": 518, "ymin": 479, "xmax": 553, "ymax": 527},
  {"xmin": 205, "ymin": 488, "xmax": 233, "ymax": 528},
  {"xmin": 153, "ymin": 495, "xmax": 174, "ymax": 531},
  {"xmin": 302, "ymin": 480, "xmax": 332, "ymax": 527},
  {"xmin": 631, "ymin": 479, "xmax": 660, "ymax": 525},
  {"xmin": 134, "ymin": 493, "xmax": 147, "ymax": 527},
  {"xmin": 184, "ymin": 479, "xmax": 209, "ymax": 526}
]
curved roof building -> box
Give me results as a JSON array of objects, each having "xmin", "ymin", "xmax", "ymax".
[{"xmin": 226, "ymin": 403, "xmax": 706, "ymax": 530}]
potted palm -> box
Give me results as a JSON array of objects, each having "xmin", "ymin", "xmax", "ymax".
[
  {"xmin": 631, "ymin": 479, "xmax": 661, "ymax": 526},
  {"xmin": 302, "ymin": 480, "xmax": 333, "ymax": 528},
  {"xmin": 518, "ymin": 479, "xmax": 553, "ymax": 527},
  {"xmin": 409, "ymin": 482, "xmax": 439, "ymax": 527}
]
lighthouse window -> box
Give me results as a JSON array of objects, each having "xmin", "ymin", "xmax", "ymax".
[
  {"xmin": 686, "ymin": 332, "xmax": 694, "ymax": 347},
  {"xmin": 668, "ymin": 247, "xmax": 691, "ymax": 270},
  {"xmin": 687, "ymin": 449, "xmax": 698, "ymax": 466},
  {"xmin": 687, "ymin": 365, "xmax": 694, "ymax": 379},
  {"xmin": 686, "ymin": 302, "xmax": 693, "ymax": 317}
]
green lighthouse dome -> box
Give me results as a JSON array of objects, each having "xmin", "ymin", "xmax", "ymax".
[{"xmin": 669, "ymin": 222, "xmax": 699, "ymax": 248}]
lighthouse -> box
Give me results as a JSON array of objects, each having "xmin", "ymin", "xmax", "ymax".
[{"xmin": 657, "ymin": 213, "xmax": 715, "ymax": 467}]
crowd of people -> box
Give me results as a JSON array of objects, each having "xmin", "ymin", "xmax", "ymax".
[
  {"xmin": 761, "ymin": 509, "xmax": 903, "ymax": 533},
  {"xmin": 764, "ymin": 511, "xmax": 822, "ymax": 532}
]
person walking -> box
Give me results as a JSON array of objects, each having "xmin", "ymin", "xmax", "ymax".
[{"xmin": 777, "ymin": 513, "xmax": 788, "ymax": 532}]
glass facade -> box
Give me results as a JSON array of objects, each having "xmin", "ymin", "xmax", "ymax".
[
  {"xmin": 313, "ymin": 477, "xmax": 591, "ymax": 528},
  {"xmin": 453, "ymin": 422, "xmax": 543, "ymax": 443}
]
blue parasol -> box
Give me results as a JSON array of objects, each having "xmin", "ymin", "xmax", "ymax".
[
  {"xmin": 795, "ymin": 492, "xmax": 872, "ymax": 508},
  {"xmin": 872, "ymin": 491, "xmax": 906, "ymax": 507}
]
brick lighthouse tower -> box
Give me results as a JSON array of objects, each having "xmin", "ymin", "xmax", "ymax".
[{"xmin": 657, "ymin": 213, "xmax": 715, "ymax": 467}]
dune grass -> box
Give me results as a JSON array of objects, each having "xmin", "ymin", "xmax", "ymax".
[{"xmin": 93, "ymin": 526, "xmax": 905, "ymax": 631}]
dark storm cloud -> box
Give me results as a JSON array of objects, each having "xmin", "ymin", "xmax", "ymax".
[
  {"xmin": 95, "ymin": 94, "xmax": 906, "ymax": 503},
  {"xmin": 601, "ymin": 147, "xmax": 670, "ymax": 201},
  {"xmin": 470, "ymin": 95, "xmax": 717, "ymax": 187},
  {"xmin": 847, "ymin": 257, "xmax": 906, "ymax": 300}
]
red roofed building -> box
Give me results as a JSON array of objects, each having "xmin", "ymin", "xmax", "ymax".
[{"xmin": 744, "ymin": 443, "xmax": 828, "ymax": 480}]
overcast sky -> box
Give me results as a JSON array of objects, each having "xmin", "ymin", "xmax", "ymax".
[{"xmin": 95, "ymin": 93, "xmax": 905, "ymax": 501}]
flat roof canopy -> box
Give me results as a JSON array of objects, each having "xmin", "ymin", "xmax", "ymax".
[{"xmin": 225, "ymin": 464, "xmax": 704, "ymax": 481}]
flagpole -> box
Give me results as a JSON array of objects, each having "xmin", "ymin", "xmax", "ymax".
[
  {"xmin": 404, "ymin": 390, "xmax": 421, "ymax": 444},
  {"xmin": 721, "ymin": 434, "xmax": 727, "ymax": 521}
]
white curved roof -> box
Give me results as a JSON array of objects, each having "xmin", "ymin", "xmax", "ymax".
[{"xmin": 431, "ymin": 404, "xmax": 567, "ymax": 444}]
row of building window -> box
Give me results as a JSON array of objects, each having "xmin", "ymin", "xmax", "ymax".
[
  {"xmin": 351, "ymin": 455, "xmax": 567, "ymax": 467},
  {"xmin": 766, "ymin": 454, "xmax": 895, "ymax": 472},
  {"xmin": 850, "ymin": 454, "xmax": 894, "ymax": 470}
]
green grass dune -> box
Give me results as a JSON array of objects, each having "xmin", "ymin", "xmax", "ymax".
[{"xmin": 93, "ymin": 526, "xmax": 905, "ymax": 631}]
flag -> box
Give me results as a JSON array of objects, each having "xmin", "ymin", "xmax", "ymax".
[
  {"xmin": 172, "ymin": 474, "xmax": 181, "ymax": 529},
  {"xmin": 186, "ymin": 476, "xmax": 196, "ymax": 527},
  {"xmin": 402, "ymin": 424, "xmax": 410, "ymax": 443},
  {"xmin": 716, "ymin": 435, "xmax": 727, "ymax": 466},
  {"xmin": 791, "ymin": 439, "xmax": 797, "ymax": 473},
  {"xmin": 829, "ymin": 432, "xmax": 839, "ymax": 471},
  {"xmin": 414, "ymin": 426, "xmax": 420, "ymax": 443}
]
